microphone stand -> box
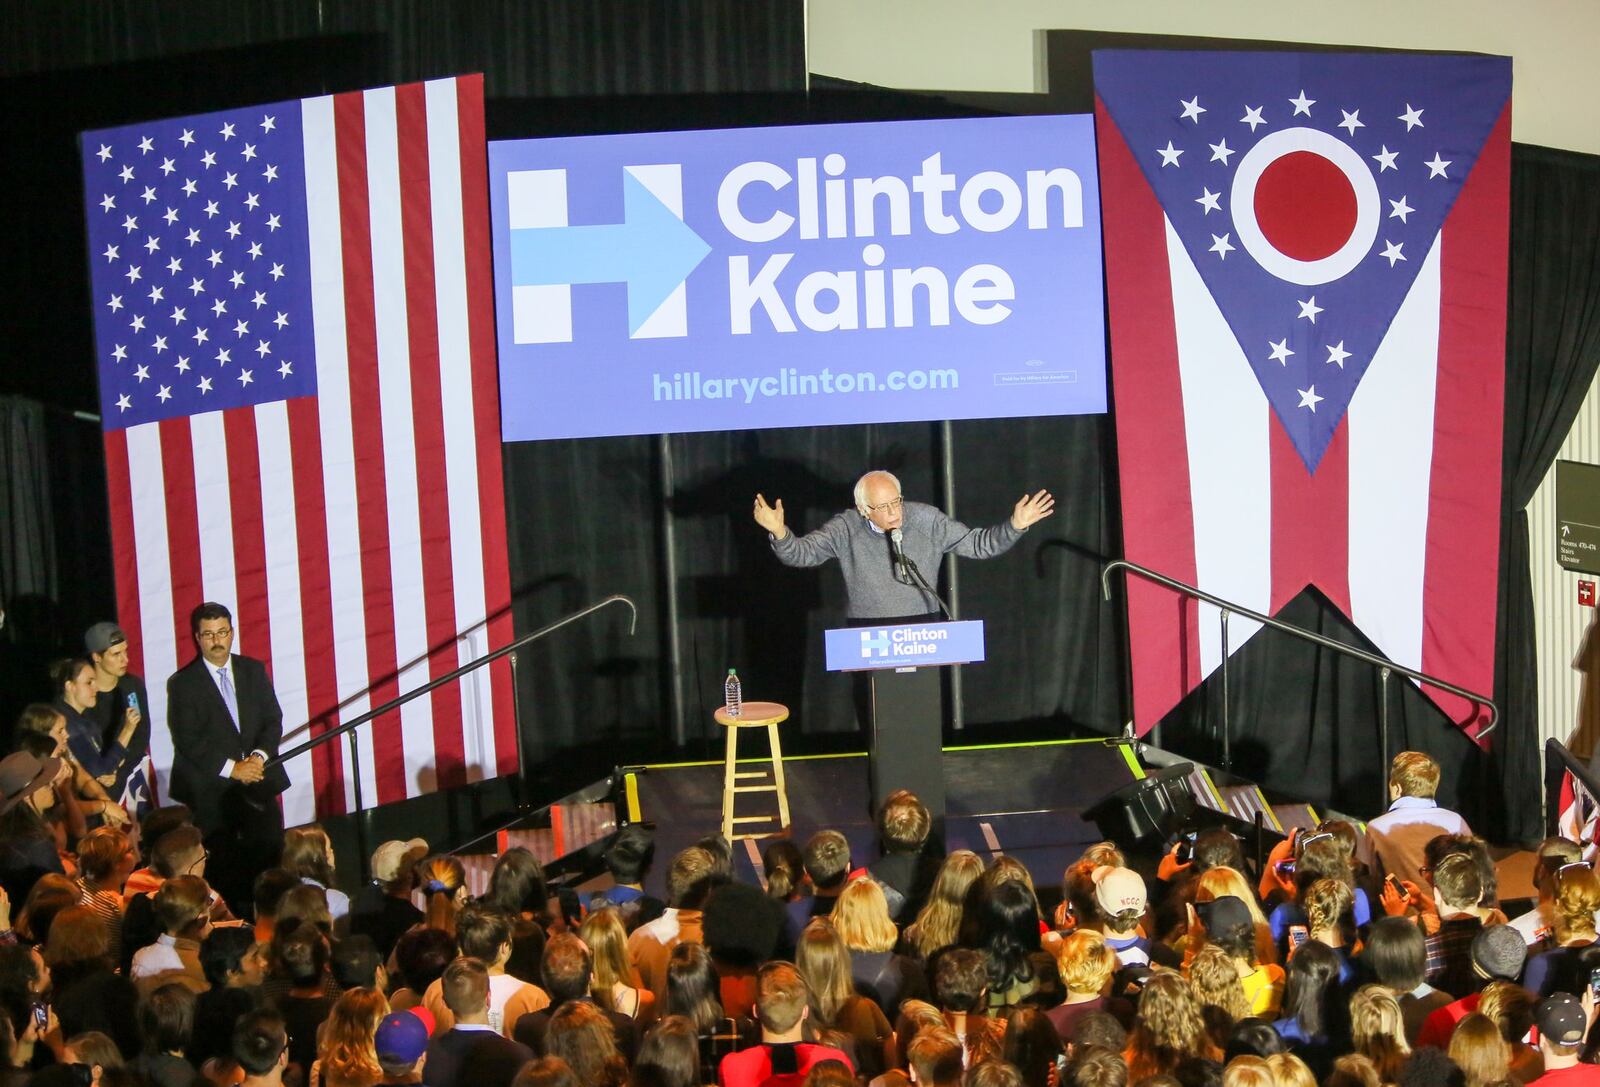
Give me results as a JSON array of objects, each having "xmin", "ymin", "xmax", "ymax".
[{"xmin": 900, "ymin": 553, "xmax": 954, "ymax": 622}]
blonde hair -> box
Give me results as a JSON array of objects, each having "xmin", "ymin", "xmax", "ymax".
[
  {"xmin": 1056, "ymin": 930, "xmax": 1117, "ymax": 996},
  {"xmin": 1123, "ymin": 969, "xmax": 1214, "ymax": 1082},
  {"xmin": 1304, "ymin": 878, "xmax": 1354, "ymax": 937},
  {"xmin": 831, "ymin": 878, "xmax": 898, "ymax": 953},
  {"xmin": 1448, "ymin": 1013, "xmax": 1511, "ymax": 1087},
  {"xmin": 1350, "ymin": 985, "xmax": 1411, "ymax": 1084},
  {"xmin": 1476, "ymin": 981, "xmax": 1537, "ymax": 1044},
  {"xmin": 578, "ymin": 908, "xmax": 633, "ymax": 1008},
  {"xmin": 1194, "ymin": 867, "xmax": 1277, "ymax": 965},
  {"xmin": 907, "ymin": 850, "xmax": 983, "ymax": 960},
  {"xmin": 317, "ymin": 986, "xmax": 387, "ymax": 1087},
  {"xmin": 416, "ymin": 855, "xmax": 467, "ymax": 934},
  {"xmin": 1223, "ymin": 1056, "xmax": 1274, "ymax": 1087},
  {"xmin": 1266, "ymin": 1053, "xmax": 1318, "ymax": 1087},
  {"xmin": 1389, "ymin": 751, "xmax": 1440, "ymax": 799},
  {"xmin": 1188, "ymin": 944, "xmax": 1249, "ymax": 1022},
  {"xmin": 1554, "ymin": 864, "xmax": 1600, "ymax": 941}
]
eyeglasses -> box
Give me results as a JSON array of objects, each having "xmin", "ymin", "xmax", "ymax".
[
  {"xmin": 867, "ymin": 497, "xmax": 903, "ymax": 514},
  {"xmin": 197, "ymin": 628, "xmax": 232, "ymax": 641},
  {"xmin": 185, "ymin": 849, "xmax": 209, "ymax": 873}
]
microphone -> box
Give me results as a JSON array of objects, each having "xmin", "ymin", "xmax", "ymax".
[{"xmin": 889, "ymin": 527, "xmax": 909, "ymax": 581}]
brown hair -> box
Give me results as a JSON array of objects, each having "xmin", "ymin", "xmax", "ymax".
[
  {"xmin": 1448, "ymin": 1013, "xmax": 1511, "ymax": 1087},
  {"xmin": 1325, "ymin": 1055, "xmax": 1383, "ymax": 1087},
  {"xmin": 76, "ymin": 826, "xmax": 131, "ymax": 884},
  {"xmin": 510, "ymin": 1058, "xmax": 580, "ymax": 1087},
  {"xmin": 441, "ymin": 956, "xmax": 489, "ymax": 1018},
  {"xmin": 965, "ymin": 1059, "xmax": 1026, "ymax": 1087},
  {"xmin": 1304, "ymin": 878, "xmax": 1355, "ymax": 937},
  {"xmin": 1432, "ymin": 853, "xmax": 1483, "ymax": 911},
  {"xmin": 879, "ymin": 789, "xmax": 931, "ymax": 853},
  {"xmin": 1553, "ymin": 864, "xmax": 1600, "ymax": 941},
  {"xmin": 275, "ymin": 883, "xmax": 334, "ymax": 937},
  {"xmin": 830, "ymin": 878, "xmax": 897, "ymax": 953},
  {"xmin": 907, "ymin": 1027, "xmax": 964, "ymax": 1087},
  {"xmin": 43, "ymin": 905, "xmax": 110, "ymax": 967},
  {"xmin": 455, "ymin": 903, "xmax": 513, "ymax": 963},
  {"xmin": 280, "ymin": 825, "xmax": 336, "ymax": 888},
  {"xmin": 151, "ymin": 824, "xmax": 205, "ymax": 879},
  {"xmin": 794, "ymin": 919, "xmax": 855, "ymax": 1027},
  {"xmin": 802, "ymin": 831, "xmax": 851, "ymax": 890},
  {"xmin": 1188, "ymin": 943, "xmax": 1249, "ymax": 1022},
  {"xmin": 755, "ymin": 961, "xmax": 809, "ymax": 1033},
  {"xmin": 907, "ymin": 850, "xmax": 983, "ymax": 960},
  {"xmin": 317, "ymin": 986, "xmax": 387, "ymax": 1087},
  {"xmin": 1123, "ymin": 970, "xmax": 1215, "ymax": 1082},
  {"xmin": 762, "ymin": 840, "xmax": 805, "ymax": 902},
  {"xmin": 1067, "ymin": 1045, "xmax": 1128, "ymax": 1087},
  {"xmin": 544, "ymin": 1000, "xmax": 626, "ymax": 1087},
  {"xmin": 664, "ymin": 846, "xmax": 717, "ymax": 909},
  {"xmin": 154, "ymin": 874, "xmax": 211, "ymax": 935},
  {"xmin": 1389, "ymin": 751, "xmax": 1441, "ymax": 799},
  {"xmin": 1056, "ymin": 929, "xmax": 1118, "ymax": 996}
]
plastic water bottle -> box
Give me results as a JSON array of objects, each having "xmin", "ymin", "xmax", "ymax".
[{"xmin": 724, "ymin": 668, "xmax": 742, "ymax": 718}]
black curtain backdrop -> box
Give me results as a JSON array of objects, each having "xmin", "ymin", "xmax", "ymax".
[
  {"xmin": 1, "ymin": 9, "xmax": 1597, "ymax": 836},
  {"xmin": 1494, "ymin": 146, "xmax": 1600, "ymax": 839}
]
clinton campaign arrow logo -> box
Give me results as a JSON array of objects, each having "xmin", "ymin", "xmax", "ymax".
[{"xmin": 505, "ymin": 165, "xmax": 711, "ymax": 342}]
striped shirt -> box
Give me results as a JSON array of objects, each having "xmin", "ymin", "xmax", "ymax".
[{"xmin": 75, "ymin": 879, "xmax": 125, "ymax": 965}]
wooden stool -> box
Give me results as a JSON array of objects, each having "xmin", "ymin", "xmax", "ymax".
[{"xmin": 714, "ymin": 701, "xmax": 791, "ymax": 842}]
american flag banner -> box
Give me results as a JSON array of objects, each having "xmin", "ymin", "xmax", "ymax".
[
  {"xmin": 1093, "ymin": 52, "xmax": 1511, "ymax": 739},
  {"xmin": 79, "ymin": 75, "xmax": 517, "ymax": 826}
]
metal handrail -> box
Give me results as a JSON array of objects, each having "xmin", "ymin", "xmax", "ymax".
[
  {"xmin": 267, "ymin": 594, "xmax": 638, "ymax": 768},
  {"xmin": 1103, "ymin": 559, "xmax": 1497, "ymax": 807}
]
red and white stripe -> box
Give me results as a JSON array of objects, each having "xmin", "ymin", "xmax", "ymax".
[
  {"xmin": 1097, "ymin": 100, "xmax": 1508, "ymax": 740},
  {"xmin": 102, "ymin": 75, "xmax": 516, "ymax": 826}
]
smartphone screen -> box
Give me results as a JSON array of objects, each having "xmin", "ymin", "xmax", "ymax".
[
  {"xmin": 1288, "ymin": 925, "xmax": 1309, "ymax": 950},
  {"xmin": 1589, "ymin": 966, "xmax": 1600, "ymax": 1001},
  {"xmin": 1387, "ymin": 875, "xmax": 1406, "ymax": 898},
  {"xmin": 32, "ymin": 1003, "xmax": 46, "ymax": 1033}
]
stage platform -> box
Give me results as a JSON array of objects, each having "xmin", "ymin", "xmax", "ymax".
[{"xmin": 622, "ymin": 737, "xmax": 1144, "ymax": 889}]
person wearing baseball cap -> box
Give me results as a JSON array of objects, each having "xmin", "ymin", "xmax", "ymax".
[
  {"xmin": 1090, "ymin": 865, "xmax": 1155, "ymax": 967},
  {"xmin": 350, "ymin": 839, "xmax": 429, "ymax": 959},
  {"xmin": 374, "ymin": 1006, "xmax": 433, "ymax": 1085},
  {"xmin": 83, "ymin": 620, "xmax": 152, "ymax": 795},
  {"xmin": 1194, "ymin": 895, "xmax": 1285, "ymax": 1016},
  {"xmin": 1531, "ymin": 992, "xmax": 1600, "ymax": 1086}
]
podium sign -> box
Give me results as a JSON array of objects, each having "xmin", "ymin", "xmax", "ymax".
[{"xmin": 824, "ymin": 621, "xmax": 985, "ymax": 672}]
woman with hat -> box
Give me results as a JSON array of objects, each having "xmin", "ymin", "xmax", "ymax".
[
  {"xmin": 0, "ymin": 750, "xmax": 69, "ymax": 905},
  {"xmin": 14, "ymin": 700, "xmax": 129, "ymax": 836}
]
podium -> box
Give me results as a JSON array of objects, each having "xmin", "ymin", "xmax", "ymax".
[{"xmin": 824, "ymin": 620, "xmax": 986, "ymax": 827}]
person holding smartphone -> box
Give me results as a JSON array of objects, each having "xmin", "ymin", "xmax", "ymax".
[{"xmin": 83, "ymin": 622, "xmax": 152, "ymax": 798}]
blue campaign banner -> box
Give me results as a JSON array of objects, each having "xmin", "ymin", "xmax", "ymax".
[
  {"xmin": 824, "ymin": 620, "xmax": 986, "ymax": 672},
  {"xmin": 488, "ymin": 116, "xmax": 1106, "ymax": 441}
]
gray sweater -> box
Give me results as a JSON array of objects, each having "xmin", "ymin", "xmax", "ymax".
[{"xmin": 770, "ymin": 500, "xmax": 1025, "ymax": 618}]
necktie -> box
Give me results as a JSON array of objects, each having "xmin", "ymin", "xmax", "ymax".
[{"xmin": 218, "ymin": 665, "xmax": 240, "ymax": 732}]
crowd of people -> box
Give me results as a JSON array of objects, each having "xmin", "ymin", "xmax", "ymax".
[{"xmin": 0, "ymin": 664, "xmax": 1597, "ymax": 1087}]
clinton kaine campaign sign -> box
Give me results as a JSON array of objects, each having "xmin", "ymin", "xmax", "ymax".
[
  {"xmin": 1094, "ymin": 52, "xmax": 1510, "ymax": 738},
  {"xmin": 488, "ymin": 116, "xmax": 1105, "ymax": 440}
]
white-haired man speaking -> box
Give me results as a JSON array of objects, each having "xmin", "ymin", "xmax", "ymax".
[{"xmin": 753, "ymin": 470, "xmax": 1053, "ymax": 619}]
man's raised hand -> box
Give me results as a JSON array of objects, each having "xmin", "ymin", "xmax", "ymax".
[
  {"xmin": 1011, "ymin": 488, "xmax": 1056, "ymax": 531},
  {"xmin": 754, "ymin": 493, "xmax": 787, "ymax": 539}
]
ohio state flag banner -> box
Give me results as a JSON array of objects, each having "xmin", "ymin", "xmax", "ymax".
[{"xmin": 1093, "ymin": 51, "xmax": 1510, "ymax": 739}]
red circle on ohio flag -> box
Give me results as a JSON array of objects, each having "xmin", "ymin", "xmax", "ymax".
[{"xmin": 1252, "ymin": 150, "xmax": 1358, "ymax": 262}]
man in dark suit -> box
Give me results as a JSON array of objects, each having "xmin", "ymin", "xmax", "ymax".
[
  {"xmin": 166, "ymin": 601, "xmax": 289, "ymax": 911},
  {"xmin": 424, "ymin": 958, "xmax": 533, "ymax": 1087}
]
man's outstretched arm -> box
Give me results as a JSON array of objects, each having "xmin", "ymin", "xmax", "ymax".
[{"xmin": 755, "ymin": 493, "xmax": 842, "ymax": 568}]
